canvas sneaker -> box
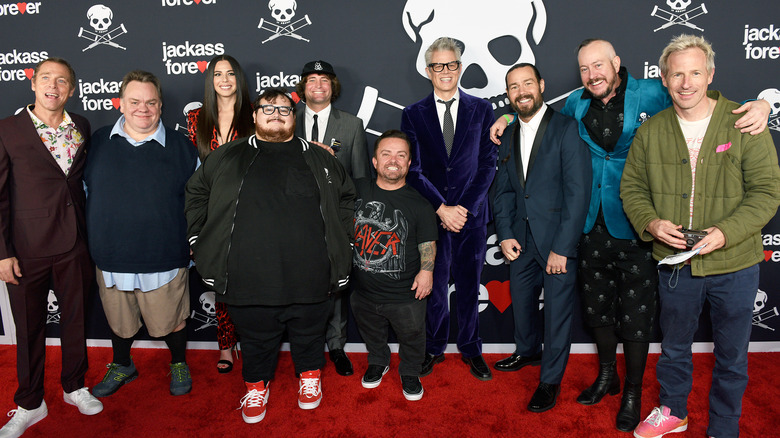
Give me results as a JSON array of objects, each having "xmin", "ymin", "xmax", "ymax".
[
  {"xmin": 298, "ymin": 369, "xmax": 322, "ymax": 409},
  {"xmin": 169, "ymin": 362, "xmax": 192, "ymax": 396},
  {"xmin": 361, "ymin": 365, "xmax": 390, "ymax": 389},
  {"xmin": 92, "ymin": 360, "xmax": 139, "ymax": 397},
  {"xmin": 63, "ymin": 387, "xmax": 103, "ymax": 415},
  {"xmin": 634, "ymin": 406, "xmax": 688, "ymax": 438},
  {"xmin": 239, "ymin": 381, "xmax": 269, "ymax": 424},
  {"xmin": 401, "ymin": 375, "xmax": 424, "ymax": 401},
  {"xmin": 0, "ymin": 400, "xmax": 47, "ymax": 438}
]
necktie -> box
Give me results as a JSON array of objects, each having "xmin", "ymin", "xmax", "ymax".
[
  {"xmin": 311, "ymin": 114, "xmax": 319, "ymax": 143},
  {"xmin": 438, "ymin": 99, "xmax": 454, "ymax": 156}
]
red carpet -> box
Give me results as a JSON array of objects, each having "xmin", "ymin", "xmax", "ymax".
[{"xmin": 0, "ymin": 346, "xmax": 777, "ymax": 437}]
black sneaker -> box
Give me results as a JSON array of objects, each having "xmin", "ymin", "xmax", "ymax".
[
  {"xmin": 361, "ymin": 365, "xmax": 389, "ymax": 389},
  {"xmin": 401, "ymin": 375, "xmax": 424, "ymax": 401}
]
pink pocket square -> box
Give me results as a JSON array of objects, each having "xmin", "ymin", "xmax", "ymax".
[{"xmin": 716, "ymin": 142, "xmax": 731, "ymax": 153}]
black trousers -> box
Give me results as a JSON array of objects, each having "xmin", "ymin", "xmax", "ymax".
[{"xmin": 227, "ymin": 300, "xmax": 330, "ymax": 383}]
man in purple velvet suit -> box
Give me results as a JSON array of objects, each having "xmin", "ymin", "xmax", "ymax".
[{"xmin": 401, "ymin": 37, "xmax": 497, "ymax": 381}]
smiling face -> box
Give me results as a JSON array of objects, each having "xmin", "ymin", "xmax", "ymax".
[
  {"xmin": 31, "ymin": 61, "xmax": 75, "ymax": 116},
  {"xmin": 373, "ymin": 137, "xmax": 411, "ymax": 188},
  {"xmin": 506, "ymin": 66, "xmax": 545, "ymax": 122},
  {"xmin": 578, "ymin": 41, "xmax": 621, "ymax": 104},
  {"xmin": 253, "ymin": 95, "xmax": 295, "ymax": 142},
  {"xmin": 212, "ymin": 60, "xmax": 237, "ymax": 99},
  {"xmin": 120, "ymin": 80, "xmax": 162, "ymax": 140},
  {"xmin": 662, "ymin": 47, "xmax": 714, "ymax": 119},
  {"xmin": 303, "ymin": 73, "xmax": 333, "ymax": 110},
  {"xmin": 426, "ymin": 49, "xmax": 461, "ymax": 100}
]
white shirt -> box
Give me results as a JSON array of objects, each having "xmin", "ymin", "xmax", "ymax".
[
  {"xmin": 434, "ymin": 89, "xmax": 460, "ymax": 134},
  {"xmin": 518, "ymin": 103, "xmax": 548, "ymax": 180},
  {"xmin": 304, "ymin": 103, "xmax": 332, "ymax": 143}
]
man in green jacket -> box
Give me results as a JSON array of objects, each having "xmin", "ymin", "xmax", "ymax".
[{"xmin": 621, "ymin": 35, "xmax": 780, "ymax": 438}]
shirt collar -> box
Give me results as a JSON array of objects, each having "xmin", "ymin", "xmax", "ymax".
[
  {"xmin": 26, "ymin": 105, "xmax": 75, "ymax": 130},
  {"xmin": 305, "ymin": 103, "xmax": 332, "ymax": 119},
  {"xmin": 434, "ymin": 89, "xmax": 460, "ymax": 104},
  {"xmin": 519, "ymin": 103, "xmax": 548, "ymax": 132},
  {"xmin": 110, "ymin": 115, "xmax": 166, "ymax": 147}
]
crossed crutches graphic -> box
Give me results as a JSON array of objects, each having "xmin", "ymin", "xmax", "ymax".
[
  {"xmin": 78, "ymin": 24, "xmax": 128, "ymax": 52},
  {"xmin": 190, "ymin": 310, "xmax": 218, "ymax": 332},
  {"xmin": 258, "ymin": 15, "xmax": 312, "ymax": 44},
  {"xmin": 651, "ymin": 3, "xmax": 708, "ymax": 32}
]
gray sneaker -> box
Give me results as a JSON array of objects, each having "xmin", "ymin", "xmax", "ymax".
[
  {"xmin": 169, "ymin": 362, "xmax": 192, "ymax": 396},
  {"xmin": 92, "ymin": 361, "xmax": 139, "ymax": 397}
]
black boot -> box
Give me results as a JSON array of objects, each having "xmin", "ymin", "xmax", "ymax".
[
  {"xmin": 576, "ymin": 361, "xmax": 620, "ymax": 405},
  {"xmin": 616, "ymin": 378, "xmax": 642, "ymax": 432}
]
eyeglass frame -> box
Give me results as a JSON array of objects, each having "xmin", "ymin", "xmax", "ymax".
[
  {"xmin": 426, "ymin": 60, "xmax": 462, "ymax": 72},
  {"xmin": 257, "ymin": 104, "xmax": 294, "ymax": 116}
]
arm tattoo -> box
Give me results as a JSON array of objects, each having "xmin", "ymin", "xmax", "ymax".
[{"xmin": 418, "ymin": 241, "xmax": 436, "ymax": 271}]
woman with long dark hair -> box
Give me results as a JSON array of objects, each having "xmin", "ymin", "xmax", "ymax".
[{"xmin": 186, "ymin": 54, "xmax": 254, "ymax": 372}]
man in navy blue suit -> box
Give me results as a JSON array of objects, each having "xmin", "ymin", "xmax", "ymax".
[
  {"xmin": 401, "ymin": 37, "xmax": 497, "ymax": 381},
  {"xmin": 493, "ymin": 63, "xmax": 591, "ymax": 412}
]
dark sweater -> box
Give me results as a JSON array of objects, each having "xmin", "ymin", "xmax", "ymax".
[{"xmin": 84, "ymin": 125, "xmax": 198, "ymax": 273}]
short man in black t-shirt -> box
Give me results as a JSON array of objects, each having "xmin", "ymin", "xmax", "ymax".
[{"xmin": 351, "ymin": 130, "xmax": 438, "ymax": 401}]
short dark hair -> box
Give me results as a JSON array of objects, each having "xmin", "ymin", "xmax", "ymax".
[
  {"xmin": 374, "ymin": 129, "xmax": 411, "ymax": 154},
  {"xmin": 253, "ymin": 88, "xmax": 296, "ymax": 114},
  {"xmin": 33, "ymin": 57, "xmax": 76, "ymax": 87},
  {"xmin": 295, "ymin": 73, "xmax": 341, "ymax": 103},
  {"xmin": 504, "ymin": 63, "xmax": 542, "ymax": 87},
  {"xmin": 119, "ymin": 70, "xmax": 163, "ymax": 103}
]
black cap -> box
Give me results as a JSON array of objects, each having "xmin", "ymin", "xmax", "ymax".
[{"xmin": 301, "ymin": 60, "xmax": 336, "ymax": 77}]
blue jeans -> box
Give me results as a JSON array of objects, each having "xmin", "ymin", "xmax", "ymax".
[{"xmin": 657, "ymin": 264, "xmax": 758, "ymax": 438}]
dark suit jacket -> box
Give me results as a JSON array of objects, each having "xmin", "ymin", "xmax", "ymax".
[
  {"xmin": 0, "ymin": 109, "xmax": 91, "ymax": 260},
  {"xmin": 401, "ymin": 90, "xmax": 497, "ymax": 229},
  {"xmin": 493, "ymin": 108, "xmax": 591, "ymax": 259},
  {"xmin": 295, "ymin": 106, "xmax": 370, "ymax": 179}
]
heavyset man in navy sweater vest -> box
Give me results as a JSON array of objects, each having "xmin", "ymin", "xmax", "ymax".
[{"xmin": 83, "ymin": 71, "xmax": 199, "ymax": 399}]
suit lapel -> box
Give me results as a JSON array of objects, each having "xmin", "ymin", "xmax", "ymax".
[
  {"xmin": 512, "ymin": 124, "xmax": 526, "ymax": 189},
  {"xmin": 323, "ymin": 108, "xmax": 340, "ymax": 145},
  {"xmin": 526, "ymin": 107, "xmax": 554, "ymax": 180},
  {"xmin": 19, "ymin": 111, "xmax": 68, "ymax": 175},
  {"xmin": 420, "ymin": 95, "xmax": 449, "ymax": 161},
  {"xmin": 450, "ymin": 93, "xmax": 475, "ymax": 158}
]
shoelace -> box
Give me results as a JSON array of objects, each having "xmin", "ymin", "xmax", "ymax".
[
  {"xmin": 299, "ymin": 376, "xmax": 319, "ymax": 397},
  {"xmin": 646, "ymin": 407, "xmax": 669, "ymax": 427},
  {"xmin": 5, "ymin": 409, "xmax": 25, "ymax": 425},
  {"xmin": 68, "ymin": 388, "xmax": 88, "ymax": 402},
  {"xmin": 238, "ymin": 389, "xmax": 266, "ymax": 409},
  {"xmin": 169, "ymin": 365, "xmax": 189, "ymax": 382}
]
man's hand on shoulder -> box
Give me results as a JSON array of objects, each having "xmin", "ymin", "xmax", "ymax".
[
  {"xmin": 490, "ymin": 115, "xmax": 511, "ymax": 145},
  {"xmin": 733, "ymin": 99, "xmax": 770, "ymax": 135},
  {"xmin": 310, "ymin": 140, "xmax": 335, "ymax": 156},
  {"xmin": 646, "ymin": 219, "xmax": 687, "ymax": 250},
  {"xmin": 0, "ymin": 257, "xmax": 22, "ymax": 285}
]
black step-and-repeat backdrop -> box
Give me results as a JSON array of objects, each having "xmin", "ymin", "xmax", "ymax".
[{"xmin": 1, "ymin": 0, "xmax": 778, "ymax": 351}]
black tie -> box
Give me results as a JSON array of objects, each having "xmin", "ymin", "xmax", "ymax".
[
  {"xmin": 311, "ymin": 114, "xmax": 319, "ymax": 143},
  {"xmin": 438, "ymin": 99, "xmax": 454, "ymax": 156}
]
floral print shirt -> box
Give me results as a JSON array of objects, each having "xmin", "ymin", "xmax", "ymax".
[{"xmin": 27, "ymin": 105, "xmax": 84, "ymax": 175}]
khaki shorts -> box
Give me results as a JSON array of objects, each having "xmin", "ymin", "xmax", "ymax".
[{"xmin": 97, "ymin": 267, "xmax": 190, "ymax": 338}]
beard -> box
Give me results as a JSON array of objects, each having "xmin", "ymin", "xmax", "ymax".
[
  {"xmin": 255, "ymin": 121, "xmax": 295, "ymax": 143},
  {"xmin": 512, "ymin": 93, "xmax": 544, "ymax": 119},
  {"xmin": 586, "ymin": 74, "xmax": 618, "ymax": 100}
]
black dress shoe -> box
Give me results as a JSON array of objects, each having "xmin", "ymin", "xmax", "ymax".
[
  {"xmin": 528, "ymin": 382, "xmax": 561, "ymax": 413},
  {"xmin": 576, "ymin": 361, "xmax": 620, "ymax": 405},
  {"xmin": 461, "ymin": 355, "xmax": 492, "ymax": 381},
  {"xmin": 420, "ymin": 353, "xmax": 444, "ymax": 377},
  {"xmin": 329, "ymin": 349, "xmax": 354, "ymax": 376},
  {"xmin": 616, "ymin": 378, "xmax": 642, "ymax": 432},
  {"xmin": 494, "ymin": 352, "xmax": 542, "ymax": 372}
]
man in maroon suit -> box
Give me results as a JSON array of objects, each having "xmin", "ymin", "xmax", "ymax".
[{"xmin": 0, "ymin": 58, "xmax": 103, "ymax": 438}]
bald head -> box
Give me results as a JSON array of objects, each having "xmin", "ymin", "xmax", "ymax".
[{"xmin": 577, "ymin": 39, "xmax": 621, "ymax": 103}]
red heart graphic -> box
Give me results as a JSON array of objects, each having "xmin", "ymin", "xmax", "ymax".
[
  {"xmin": 485, "ymin": 280, "xmax": 512, "ymax": 313},
  {"xmin": 17, "ymin": 3, "xmax": 26, "ymax": 14},
  {"xmin": 193, "ymin": 0, "xmax": 201, "ymax": 3},
  {"xmin": 111, "ymin": 98, "xmax": 121, "ymax": 109},
  {"xmin": 765, "ymin": 250, "xmax": 773, "ymax": 262},
  {"xmin": 196, "ymin": 61, "xmax": 208, "ymax": 73},
  {"xmin": 24, "ymin": 68, "xmax": 34, "ymax": 80}
]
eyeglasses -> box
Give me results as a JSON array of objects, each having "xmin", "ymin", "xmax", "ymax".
[
  {"xmin": 258, "ymin": 104, "xmax": 293, "ymax": 116},
  {"xmin": 427, "ymin": 61, "xmax": 461, "ymax": 72}
]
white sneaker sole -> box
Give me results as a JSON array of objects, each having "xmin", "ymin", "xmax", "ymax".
[
  {"xmin": 361, "ymin": 366, "xmax": 390, "ymax": 389},
  {"xmin": 298, "ymin": 397, "xmax": 321, "ymax": 410},
  {"xmin": 403, "ymin": 387, "xmax": 424, "ymax": 401},
  {"xmin": 63, "ymin": 392, "xmax": 104, "ymax": 416}
]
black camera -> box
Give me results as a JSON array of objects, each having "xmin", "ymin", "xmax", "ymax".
[{"xmin": 680, "ymin": 228, "xmax": 708, "ymax": 249}]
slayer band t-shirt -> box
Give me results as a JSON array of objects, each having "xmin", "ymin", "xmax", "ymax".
[{"xmin": 352, "ymin": 178, "xmax": 438, "ymax": 303}]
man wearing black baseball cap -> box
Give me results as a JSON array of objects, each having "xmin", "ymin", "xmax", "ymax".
[{"xmin": 295, "ymin": 60, "xmax": 370, "ymax": 377}]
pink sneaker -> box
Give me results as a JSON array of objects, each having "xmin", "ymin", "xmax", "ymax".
[
  {"xmin": 634, "ymin": 406, "xmax": 688, "ymax": 438},
  {"xmin": 239, "ymin": 381, "xmax": 269, "ymax": 423},
  {"xmin": 298, "ymin": 370, "xmax": 322, "ymax": 409}
]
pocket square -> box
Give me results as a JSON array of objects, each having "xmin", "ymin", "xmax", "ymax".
[{"xmin": 715, "ymin": 142, "xmax": 731, "ymax": 153}]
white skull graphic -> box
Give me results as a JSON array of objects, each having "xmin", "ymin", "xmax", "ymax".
[
  {"xmin": 758, "ymin": 88, "xmax": 780, "ymax": 117},
  {"xmin": 199, "ymin": 291, "xmax": 216, "ymax": 316},
  {"xmin": 666, "ymin": 0, "xmax": 692, "ymax": 12},
  {"xmin": 402, "ymin": 0, "xmax": 547, "ymax": 106},
  {"xmin": 87, "ymin": 4, "xmax": 113, "ymax": 33},
  {"xmin": 269, "ymin": 0, "xmax": 296, "ymax": 25},
  {"xmin": 47, "ymin": 290, "xmax": 59, "ymax": 313},
  {"xmin": 182, "ymin": 101, "xmax": 203, "ymax": 117},
  {"xmin": 754, "ymin": 289, "xmax": 768, "ymax": 314}
]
